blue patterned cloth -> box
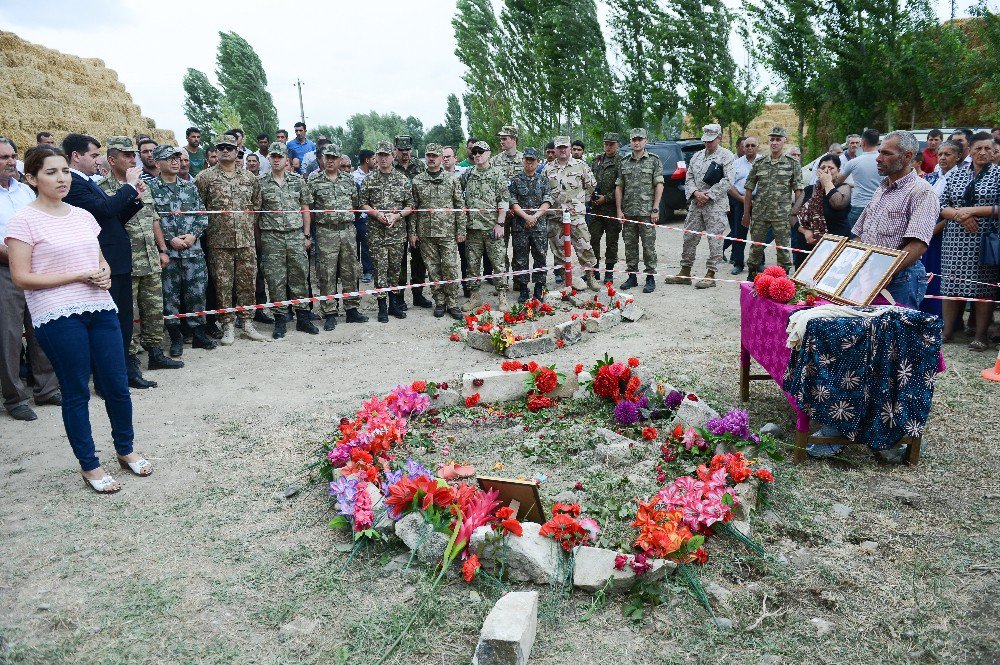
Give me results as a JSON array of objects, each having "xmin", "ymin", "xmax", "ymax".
[{"xmin": 783, "ymin": 307, "xmax": 943, "ymax": 449}]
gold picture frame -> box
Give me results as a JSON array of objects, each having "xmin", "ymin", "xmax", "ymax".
[
  {"xmin": 476, "ymin": 476, "xmax": 546, "ymax": 524},
  {"xmin": 792, "ymin": 234, "xmax": 848, "ymax": 286},
  {"xmin": 811, "ymin": 241, "xmax": 907, "ymax": 305}
]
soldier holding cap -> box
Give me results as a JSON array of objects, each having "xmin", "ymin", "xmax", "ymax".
[
  {"xmin": 666, "ymin": 123, "xmax": 735, "ymax": 289},
  {"xmin": 543, "ymin": 136, "xmax": 601, "ymax": 292},
  {"xmin": 742, "ymin": 126, "xmax": 803, "ymax": 277},
  {"xmin": 616, "ymin": 128, "xmax": 664, "ymax": 293},
  {"xmin": 508, "ymin": 146, "xmax": 552, "ymax": 303},
  {"xmin": 589, "ymin": 132, "xmax": 622, "ymax": 284},
  {"xmin": 461, "ymin": 140, "xmax": 511, "ymax": 310},
  {"xmin": 393, "ymin": 134, "xmax": 432, "ymax": 310},
  {"xmin": 258, "ymin": 142, "xmax": 316, "ymax": 338},
  {"xmin": 195, "ymin": 132, "xmax": 265, "ymax": 345},
  {"xmin": 308, "ymin": 144, "xmax": 369, "ymax": 330}
]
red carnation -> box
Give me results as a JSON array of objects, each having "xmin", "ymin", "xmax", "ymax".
[
  {"xmin": 642, "ymin": 426, "xmax": 658, "ymax": 440},
  {"xmin": 450, "ymin": 332, "xmax": 461, "ymax": 341},
  {"xmin": 753, "ymin": 273, "xmax": 774, "ymax": 298},
  {"xmin": 556, "ymin": 339, "xmax": 565, "ymax": 348},
  {"xmin": 534, "ymin": 367, "xmax": 559, "ymax": 394},
  {"xmin": 411, "ymin": 381, "xmax": 426, "ymax": 393},
  {"xmin": 592, "ymin": 366, "xmax": 618, "ymax": 398},
  {"xmin": 439, "ymin": 382, "xmax": 448, "ymax": 390},
  {"xmin": 574, "ymin": 363, "xmax": 583, "ymax": 374},
  {"xmin": 769, "ymin": 277, "xmax": 797, "ymax": 303},
  {"xmin": 694, "ymin": 547, "xmax": 708, "ymax": 564},
  {"xmin": 755, "ymin": 468, "xmax": 775, "ymax": 482},
  {"xmin": 465, "ymin": 393, "xmax": 481, "ymax": 408},
  {"xmin": 627, "ymin": 357, "xmax": 640, "ymax": 367},
  {"xmin": 763, "ymin": 265, "xmax": 787, "ymax": 279},
  {"xmin": 473, "ymin": 378, "xmax": 484, "ymax": 387}
]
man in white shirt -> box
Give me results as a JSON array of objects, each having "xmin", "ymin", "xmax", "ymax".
[
  {"xmin": 837, "ymin": 128, "xmax": 882, "ymax": 228},
  {"xmin": 725, "ymin": 136, "xmax": 758, "ymax": 274},
  {"xmin": 0, "ymin": 137, "xmax": 60, "ymax": 421}
]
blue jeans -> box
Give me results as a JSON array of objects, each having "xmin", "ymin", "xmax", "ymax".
[
  {"xmin": 886, "ymin": 261, "xmax": 927, "ymax": 310},
  {"xmin": 355, "ymin": 216, "xmax": 373, "ymax": 275},
  {"xmin": 35, "ymin": 310, "xmax": 134, "ymax": 472},
  {"xmin": 846, "ymin": 206, "xmax": 865, "ymax": 231}
]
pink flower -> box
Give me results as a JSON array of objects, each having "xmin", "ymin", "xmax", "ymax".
[
  {"xmin": 681, "ymin": 426, "xmax": 706, "ymax": 451},
  {"xmin": 579, "ymin": 517, "xmax": 600, "ymax": 543},
  {"xmin": 352, "ymin": 482, "xmax": 374, "ymax": 532},
  {"xmin": 614, "ymin": 554, "xmax": 628, "ymax": 571}
]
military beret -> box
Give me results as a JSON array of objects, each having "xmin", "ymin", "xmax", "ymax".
[
  {"xmin": 376, "ymin": 141, "xmax": 394, "ymax": 154},
  {"xmin": 554, "ymin": 136, "xmax": 571, "ymax": 147},
  {"xmin": 471, "ymin": 140, "xmax": 491, "ymax": 152},
  {"xmin": 216, "ymin": 134, "xmax": 239, "ymax": 147},
  {"xmin": 105, "ymin": 136, "xmax": 137, "ymax": 153},
  {"xmin": 629, "ymin": 128, "xmax": 647, "ymax": 140},
  {"xmin": 768, "ymin": 126, "xmax": 788, "ymax": 138},
  {"xmin": 152, "ymin": 144, "xmax": 182, "ymax": 161},
  {"xmin": 602, "ymin": 133, "xmax": 622, "ymax": 144},
  {"xmin": 424, "ymin": 142, "xmax": 443, "ymax": 156},
  {"xmin": 394, "ymin": 135, "xmax": 413, "ymax": 149},
  {"xmin": 522, "ymin": 147, "xmax": 539, "ymax": 159},
  {"xmin": 321, "ymin": 144, "xmax": 341, "ymax": 157},
  {"xmin": 497, "ymin": 125, "xmax": 519, "ymax": 139},
  {"xmin": 268, "ymin": 142, "xmax": 288, "ymax": 156}
]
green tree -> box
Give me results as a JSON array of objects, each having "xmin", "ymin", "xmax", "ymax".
[
  {"xmin": 182, "ymin": 68, "xmax": 222, "ymax": 141},
  {"xmin": 210, "ymin": 100, "xmax": 243, "ymax": 142},
  {"xmin": 425, "ymin": 94, "xmax": 466, "ymax": 148},
  {"xmin": 215, "ymin": 31, "xmax": 279, "ymax": 142},
  {"xmin": 715, "ymin": 63, "xmax": 768, "ymax": 144},
  {"xmin": 453, "ymin": 0, "xmax": 511, "ymax": 141},
  {"xmin": 972, "ymin": 3, "xmax": 1000, "ymax": 121},
  {"xmin": 667, "ymin": 0, "xmax": 735, "ymax": 130}
]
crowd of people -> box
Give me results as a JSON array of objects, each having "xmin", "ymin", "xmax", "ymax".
[{"xmin": 1, "ymin": 117, "xmax": 998, "ymax": 489}]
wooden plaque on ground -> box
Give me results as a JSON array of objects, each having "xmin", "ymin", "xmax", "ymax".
[{"xmin": 476, "ymin": 476, "xmax": 546, "ymax": 523}]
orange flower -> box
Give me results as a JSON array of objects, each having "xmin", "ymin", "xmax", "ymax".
[
  {"xmin": 411, "ymin": 380, "xmax": 427, "ymax": 392},
  {"xmin": 462, "ymin": 554, "xmax": 481, "ymax": 583},
  {"xmin": 495, "ymin": 506, "xmax": 515, "ymax": 520},
  {"xmin": 755, "ymin": 468, "xmax": 774, "ymax": 482}
]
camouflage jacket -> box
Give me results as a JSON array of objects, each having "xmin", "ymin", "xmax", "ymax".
[
  {"xmin": 508, "ymin": 171, "xmax": 552, "ymax": 227},
  {"xmin": 685, "ymin": 146, "xmax": 735, "ymax": 213},
  {"xmin": 462, "ymin": 166, "xmax": 510, "ymax": 232},
  {"xmin": 308, "ymin": 172, "xmax": 359, "ymax": 228},
  {"xmin": 616, "ymin": 151, "xmax": 664, "ymax": 217},
  {"xmin": 745, "ymin": 154, "xmax": 803, "ymax": 221},
  {"xmin": 490, "ymin": 150, "xmax": 524, "ymax": 184},
  {"xmin": 411, "ymin": 169, "xmax": 463, "ymax": 238},
  {"xmin": 393, "ymin": 158, "xmax": 426, "ymax": 182},
  {"xmin": 195, "ymin": 166, "xmax": 261, "ymax": 249},
  {"xmin": 257, "ymin": 171, "xmax": 309, "ymax": 232},
  {"xmin": 590, "ymin": 153, "xmax": 620, "ymax": 213},
  {"xmin": 359, "ymin": 169, "xmax": 413, "ymax": 245},
  {"xmin": 148, "ymin": 176, "xmax": 209, "ymax": 259},
  {"xmin": 100, "ymin": 174, "xmax": 160, "ymax": 276},
  {"xmin": 543, "ymin": 157, "xmax": 596, "ymax": 220}
]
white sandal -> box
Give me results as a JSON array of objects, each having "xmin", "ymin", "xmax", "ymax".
[
  {"xmin": 117, "ymin": 456, "xmax": 153, "ymax": 477},
  {"xmin": 82, "ymin": 473, "xmax": 121, "ymax": 494}
]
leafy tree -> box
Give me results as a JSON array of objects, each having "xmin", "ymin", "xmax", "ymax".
[
  {"xmin": 182, "ymin": 68, "xmax": 222, "ymax": 142},
  {"xmin": 453, "ymin": 0, "xmax": 512, "ymax": 141},
  {"xmin": 215, "ymin": 31, "xmax": 279, "ymax": 143},
  {"xmin": 209, "ymin": 100, "xmax": 243, "ymax": 142},
  {"xmin": 306, "ymin": 124, "xmax": 342, "ymax": 143},
  {"xmin": 715, "ymin": 63, "xmax": 768, "ymax": 144},
  {"xmin": 970, "ymin": 3, "xmax": 1000, "ymax": 123},
  {"xmin": 425, "ymin": 94, "xmax": 466, "ymax": 149},
  {"xmin": 667, "ymin": 0, "xmax": 735, "ymax": 130},
  {"xmin": 404, "ymin": 116, "xmax": 426, "ymax": 152}
]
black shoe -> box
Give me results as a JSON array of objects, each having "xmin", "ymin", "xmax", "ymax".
[
  {"xmin": 377, "ymin": 298, "xmax": 389, "ymax": 323},
  {"xmin": 254, "ymin": 310, "xmax": 275, "ymax": 325},
  {"xmin": 533, "ymin": 283, "xmax": 544, "ymax": 300},
  {"xmin": 295, "ymin": 311, "xmax": 319, "ymax": 334},
  {"xmin": 272, "ymin": 316, "xmax": 287, "ymax": 339},
  {"xmin": 603, "ymin": 270, "xmax": 614, "ymax": 284},
  {"xmin": 730, "ymin": 265, "xmax": 744, "ymax": 275},
  {"xmin": 447, "ymin": 307, "xmax": 463, "ymax": 320},
  {"xmin": 35, "ymin": 391, "xmax": 62, "ymax": 406},
  {"xmin": 166, "ymin": 325, "xmax": 185, "ymax": 358},
  {"xmin": 205, "ymin": 321, "xmax": 223, "ymax": 339},
  {"xmin": 8, "ymin": 405, "xmax": 37, "ymax": 421},
  {"xmin": 433, "ymin": 305, "xmax": 446, "ymax": 318},
  {"xmin": 324, "ymin": 314, "xmax": 338, "ymax": 331},
  {"xmin": 643, "ymin": 275, "xmax": 656, "ymax": 293},
  {"xmin": 127, "ymin": 354, "xmax": 157, "ymax": 389},
  {"xmin": 398, "ymin": 293, "xmax": 408, "ymax": 311},
  {"xmin": 308, "ymin": 311, "xmax": 321, "ymax": 321},
  {"xmin": 388, "ymin": 293, "xmax": 407, "ymax": 319},
  {"xmin": 620, "ymin": 275, "xmax": 638, "ymax": 290},
  {"xmin": 191, "ymin": 325, "xmax": 218, "ymax": 350},
  {"xmin": 412, "ymin": 290, "xmax": 433, "ymax": 308},
  {"xmin": 462, "ymin": 286, "xmax": 471, "ymax": 298},
  {"xmin": 553, "ymin": 268, "xmax": 564, "ymax": 284},
  {"xmin": 345, "ymin": 308, "xmax": 369, "ymax": 323},
  {"xmin": 518, "ymin": 286, "xmax": 530, "ymax": 304},
  {"xmin": 148, "ymin": 347, "xmax": 184, "ymax": 370}
]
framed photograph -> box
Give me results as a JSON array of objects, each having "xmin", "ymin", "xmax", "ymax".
[
  {"xmin": 814, "ymin": 243, "xmax": 867, "ymax": 296},
  {"xmin": 836, "ymin": 246, "xmax": 907, "ymax": 305},
  {"xmin": 476, "ymin": 476, "xmax": 546, "ymax": 523},
  {"xmin": 792, "ymin": 234, "xmax": 847, "ymax": 286}
]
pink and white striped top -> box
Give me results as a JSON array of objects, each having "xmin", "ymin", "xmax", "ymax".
[{"xmin": 4, "ymin": 204, "xmax": 117, "ymax": 327}]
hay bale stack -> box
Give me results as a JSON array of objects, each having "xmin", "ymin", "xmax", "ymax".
[{"xmin": 0, "ymin": 31, "xmax": 175, "ymax": 152}]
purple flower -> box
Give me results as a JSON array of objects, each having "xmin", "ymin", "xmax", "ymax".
[
  {"xmin": 665, "ymin": 390, "xmax": 684, "ymax": 409},
  {"xmin": 381, "ymin": 468, "xmax": 404, "ymax": 497},
  {"xmin": 404, "ymin": 458, "xmax": 433, "ymax": 480},
  {"xmin": 705, "ymin": 409, "xmax": 752, "ymax": 440},
  {"xmin": 329, "ymin": 475, "xmax": 360, "ymax": 516},
  {"xmin": 614, "ymin": 400, "xmax": 640, "ymax": 426},
  {"xmin": 387, "ymin": 385, "xmax": 431, "ymax": 419}
]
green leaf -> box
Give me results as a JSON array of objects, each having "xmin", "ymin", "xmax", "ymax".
[{"xmin": 328, "ymin": 516, "xmax": 349, "ymax": 530}]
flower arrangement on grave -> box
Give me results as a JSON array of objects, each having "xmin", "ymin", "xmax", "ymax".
[
  {"xmin": 752, "ymin": 266, "xmax": 817, "ymax": 305},
  {"xmin": 657, "ymin": 408, "xmax": 784, "ymax": 465},
  {"xmin": 501, "ymin": 298, "xmax": 555, "ymax": 325},
  {"xmin": 538, "ymin": 502, "xmax": 600, "ymax": 552}
]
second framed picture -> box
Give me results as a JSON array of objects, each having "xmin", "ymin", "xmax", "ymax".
[{"xmin": 792, "ymin": 238, "xmax": 907, "ymax": 306}]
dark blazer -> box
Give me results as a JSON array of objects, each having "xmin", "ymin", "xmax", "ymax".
[{"xmin": 64, "ymin": 172, "xmax": 142, "ymax": 276}]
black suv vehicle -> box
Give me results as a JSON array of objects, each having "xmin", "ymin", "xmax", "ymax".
[{"xmin": 618, "ymin": 139, "xmax": 705, "ymax": 221}]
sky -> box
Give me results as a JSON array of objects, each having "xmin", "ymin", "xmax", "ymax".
[{"xmin": 0, "ymin": 0, "xmax": 982, "ymax": 140}]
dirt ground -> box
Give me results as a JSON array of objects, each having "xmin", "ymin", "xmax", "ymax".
[{"xmin": 1, "ymin": 227, "xmax": 998, "ymax": 664}]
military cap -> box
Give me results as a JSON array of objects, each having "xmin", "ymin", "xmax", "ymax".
[
  {"xmin": 602, "ymin": 132, "xmax": 622, "ymax": 144},
  {"xmin": 497, "ymin": 125, "xmax": 519, "ymax": 139},
  {"xmin": 554, "ymin": 136, "xmax": 571, "ymax": 147},
  {"xmin": 700, "ymin": 123, "xmax": 722, "ymax": 142},
  {"xmin": 424, "ymin": 142, "xmax": 443, "ymax": 156},
  {"xmin": 105, "ymin": 136, "xmax": 137, "ymax": 153},
  {"xmin": 471, "ymin": 140, "xmax": 491, "ymax": 152},
  {"xmin": 768, "ymin": 126, "xmax": 788, "ymax": 138},
  {"xmin": 522, "ymin": 147, "xmax": 540, "ymax": 160},
  {"xmin": 320, "ymin": 144, "xmax": 341, "ymax": 157},
  {"xmin": 267, "ymin": 142, "xmax": 288, "ymax": 156},
  {"xmin": 394, "ymin": 135, "xmax": 413, "ymax": 150},
  {"xmin": 629, "ymin": 128, "xmax": 647, "ymax": 140},
  {"xmin": 376, "ymin": 141, "xmax": 394, "ymax": 154},
  {"xmin": 216, "ymin": 133, "xmax": 239, "ymax": 147},
  {"xmin": 151, "ymin": 144, "xmax": 182, "ymax": 161}
]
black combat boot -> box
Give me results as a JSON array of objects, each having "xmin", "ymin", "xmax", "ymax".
[
  {"xmin": 345, "ymin": 308, "xmax": 369, "ymax": 323},
  {"xmin": 412, "ymin": 288, "xmax": 433, "ymax": 308},
  {"xmin": 127, "ymin": 355, "xmax": 157, "ymax": 389},
  {"xmin": 295, "ymin": 310, "xmax": 319, "ymax": 334},
  {"xmin": 148, "ymin": 347, "xmax": 184, "ymax": 370},
  {"xmin": 620, "ymin": 274, "xmax": 638, "ymax": 290},
  {"xmin": 191, "ymin": 325, "xmax": 217, "ymax": 350},
  {"xmin": 377, "ymin": 298, "xmax": 389, "ymax": 323},
  {"xmin": 533, "ymin": 282, "xmax": 544, "ymax": 300},
  {"xmin": 253, "ymin": 309, "xmax": 275, "ymax": 325},
  {"xmin": 643, "ymin": 275, "xmax": 656, "ymax": 293},
  {"xmin": 166, "ymin": 323, "xmax": 185, "ymax": 358},
  {"xmin": 518, "ymin": 285, "xmax": 530, "ymax": 303},
  {"xmin": 388, "ymin": 293, "xmax": 407, "ymax": 319},
  {"xmin": 603, "ymin": 270, "xmax": 614, "ymax": 284},
  {"xmin": 324, "ymin": 314, "xmax": 338, "ymax": 331},
  {"xmin": 272, "ymin": 315, "xmax": 287, "ymax": 339}
]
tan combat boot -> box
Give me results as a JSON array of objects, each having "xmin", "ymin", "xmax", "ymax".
[
  {"xmin": 496, "ymin": 290, "xmax": 509, "ymax": 310},
  {"xmin": 240, "ymin": 320, "xmax": 269, "ymax": 342},
  {"xmin": 584, "ymin": 270, "xmax": 601, "ymax": 292},
  {"xmin": 694, "ymin": 270, "xmax": 717, "ymax": 289},
  {"xmin": 663, "ymin": 266, "xmax": 692, "ymax": 285},
  {"xmin": 462, "ymin": 290, "xmax": 481, "ymax": 313},
  {"xmin": 220, "ymin": 323, "xmax": 236, "ymax": 346}
]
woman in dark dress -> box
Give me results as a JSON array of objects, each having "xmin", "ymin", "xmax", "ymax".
[{"xmin": 792, "ymin": 154, "xmax": 852, "ymax": 268}]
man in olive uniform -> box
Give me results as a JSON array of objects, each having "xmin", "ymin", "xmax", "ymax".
[
  {"xmin": 100, "ymin": 137, "xmax": 183, "ymax": 372},
  {"xmin": 491, "ymin": 125, "xmax": 523, "ymax": 273},
  {"xmin": 393, "ymin": 134, "xmax": 431, "ymax": 310},
  {"xmin": 410, "ymin": 143, "xmax": 464, "ymax": 320},
  {"xmin": 195, "ymin": 133, "xmax": 267, "ymax": 345},
  {"xmin": 616, "ymin": 128, "xmax": 664, "ymax": 293},
  {"xmin": 543, "ymin": 136, "xmax": 601, "ymax": 292},
  {"xmin": 149, "ymin": 145, "xmax": 216, "ymax": 355},
  {"xmin": 462, "ymin": 140, "xmax": 510, "ymax": 311},
  {"xmin": 308, "ymin": 144, "xmax": 369, "ymax": 330},
  {"xmin": 361, "ymin": 141, "xmax": 414, "ymax": 323},
  {"xmin": 508, "ymin": 147, "xmax": 552, "ymax": 302},
  {"xmin": 742, "ymin": 126, "xmax": 803, "ymax": 278},
  {"xmin": 589, "ymin": 132, "xmax": 622, "ymax": 284}
]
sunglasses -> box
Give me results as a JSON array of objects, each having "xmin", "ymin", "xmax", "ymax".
[
  {"xmin": 216, "ymin": 145, "xmax": 236, "ymax": 151},
  {"xmin": 470, "ymin": 150, "xmax": 486, "ymax": 156}
]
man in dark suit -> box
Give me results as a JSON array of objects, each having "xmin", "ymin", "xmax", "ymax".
[{"xmin": 62, "ymin": 133, "xmax": 156, "ymax": 389}]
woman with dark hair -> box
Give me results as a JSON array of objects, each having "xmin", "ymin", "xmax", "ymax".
[
  {"xmin": 4, "ymin": 145, "xmax": 152, "ymax": 494},
  {"xmin": 939, "ymin": 131, "xmax": 1000, "ymax": 350},
  {"xmin": 791, "ymin": 154, "xmax": 852, "ymax": 268}
]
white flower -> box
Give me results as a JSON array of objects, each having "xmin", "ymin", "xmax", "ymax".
[
  {"xmin": 841, "ymin": 335, "xmax": 859, "ymax": 351},
  {"xmin": 830, "ymin": 400, "xmax": 855, "ymax": 421},
  {"xmin": 923, "ymin": 370, "xmax": 937, "ymax": 389},
  {"xmin": 897, "ymin": 359, "xmax": 913, "ymax": 387},
  {"xmin": 819, "ymin": 353, "xmax": 836, "ymax": 368},
  {"xmin": 840, "ymin": 371, "xmax": 861, "ymax": 391},
  {"xmin": 904, "ymin": 419, "xmax": 924, "ymax": 437},
  {"xmin": 880, "ymin": 401, "xmax": 897, "ymax": 427},
  {"xmin": 810, "ymin": 385, "xmax": 831, "ymax": 402}
]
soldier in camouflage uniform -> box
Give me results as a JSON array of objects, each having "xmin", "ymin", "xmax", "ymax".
[
  {"xmin": 616, "ymin": 128, "xmax": 664, "ymax": 293},
  {"xmin": 100, "ymin": 137, "xmax": 183, "ymax": 371},
  {"xmin": 543, "ymin": 136, "xmax": 601, "ymax": 292},
  {"xmin": 393, "ymin": 134, "xmax": 431, "ymax": 310},
  {"xmin": 195, "ymin": 133, "xmax": 267, "ymax": 345},
  {"xmin": 149, "ymin": 145, "xmax": 216, "ymax": 356},
  {"xmin": 308, "ymin": 144, "xmax": 369, "ymax": 330},
  {"xmin": 666, "ymin": 123, "xmax": 735, "ymax": 289},
  {"xmin": 410, "ymin": 143, "xmax": 464, "ymax": 320},
  {"xmin": 258, "ymin": 142, "xmax": 316, "ymax": 338},
  {"xmin": 589, "ymin": 133, "xmax": 622, "ymax": 284},
  {"xmin": 361, "ymin": 141, "xmax": 414, "ymax": 323},
  {"xmin": 462, "ymin": 140, "xmax": 510, "ymax": 311},
  {"xmin": 508, "ymin": 147, "xmax": 552, "ymax": 303},
  {"xmin": 491, "ymin": 125, "xmax": 523, "ymax": 273},
  {"xmin": 742, "ymin": 126, "xmax": 803, "ymax": 278}
]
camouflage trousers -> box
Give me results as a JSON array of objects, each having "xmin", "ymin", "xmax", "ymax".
[
  {"xmin": 129, "ymin": 271, "xmax": 164, "ymax": 354},
  {"xmin": 371, "ymin": 241, "xmax": 404, "ymax": 301},
  {"xmin": 622, "ymin": 216, "xmax": 658, "ymax": 274},
  {"xmin": 465, "ymin": 229, "xmax": 508, "ymax": 293},
  {"xmin": 746, "ymin": 217, "xmax": 793, "ymax": 272},
  {"xmin": 207, "ymin": 244, "xmax": 257, "ymax": 324},
  {"xmin": 547, "ymin": 215, "xmax": 596, "ymax": 269},
  {"xmin": 587, "ymin": 210, "xmax": 622, "ymax": 269},
  {"xmin": 512, "ymin": 220, "xmax": 548, "ymax": 287},
  {"xmin": 162, "ymin": 254, "xmax": 208, "ymax": 325},
  {"xmin": 315, "ymin": 223, "xmax": 360, "ymax": 315},
  {"xmin": 261, "ymin": 230, "xmax": 311, "ymax": 318},
  {"xmin": 681, "ymin": 206, "xmax": 728, "ymax": 272},
  {"xmin": 418, "ymin": 236, "xmax": 461, "ymax": 308}
]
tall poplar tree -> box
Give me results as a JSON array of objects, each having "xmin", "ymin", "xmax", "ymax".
[
  {"xmin": 453, "ymin": 0, "xmax": 511, "ymax": 141},
  {"xmin": 215, "ymin": 31, "xmax": 279, "ymax": 142},
  {"xmin": 182, "ymin": 68, "xmax": 222, "ymax": 140}
]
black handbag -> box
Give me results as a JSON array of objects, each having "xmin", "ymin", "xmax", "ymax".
[
  {"xmin": 702, "ymin": 160, "xmax": 724, "ymax": 186},
  {"xmin": 983, "ymin": 212, "xmax": 1000, "ymax": 266}
]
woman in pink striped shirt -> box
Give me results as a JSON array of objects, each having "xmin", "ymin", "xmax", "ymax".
[{"xmin": 4, "ymin": 145, "xmax": 153, "ymax": 494}]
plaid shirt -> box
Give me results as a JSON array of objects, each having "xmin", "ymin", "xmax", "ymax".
[{"xmin": 851, "ymin": 170, "xmax": 937, "ymax": 250}]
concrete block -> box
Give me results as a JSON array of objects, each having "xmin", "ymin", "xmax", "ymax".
[
  {"xmin": 503, "ymin": 336, "xmax": 556, "ymax": 358},
  {"xmin": 472, "ymin": 591, "xmax": 539, "ymax": 665},
  {"xmin": 553, "ymin": 319, "xmax": 582, "ymax": 345},
  {"xmin": 463, "ymin": 370, "xmax": 528, "ymax": 402}
]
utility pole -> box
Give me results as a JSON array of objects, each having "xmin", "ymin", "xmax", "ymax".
[{"xmin": 294, "ymin": 79, "xmax": 305, "ymax": 124}]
